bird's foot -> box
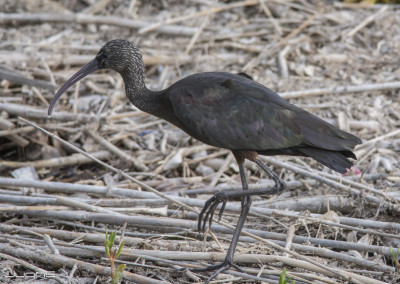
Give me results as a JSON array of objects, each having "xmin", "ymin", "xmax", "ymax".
[
  {"xmin": 272, "ymin": 178, "xmax": 286, "ymax": 194},
  {"xmin": 190, "ymin": 257, "xmax": 243, "ymax": 283},
  {"xmin": 198, "ymin": 192, "xmax": 229, "ymax": 233}
]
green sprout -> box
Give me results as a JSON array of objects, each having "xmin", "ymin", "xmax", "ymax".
[
  {"xmin": 279, "ymin": 268, "xmax": 295, "ymax": 284},
  {"xmin": 390, "ymin": 246, "xmax": 400, "ymax": 271},
  {"xmin": 105, "ymin": 227, "xmax": 126, "ymax": 284}
]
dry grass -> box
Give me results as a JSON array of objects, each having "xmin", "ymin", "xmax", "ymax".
[{"xmin": 1, "ymin": 1, "xmax": 400, "ymax": 283}]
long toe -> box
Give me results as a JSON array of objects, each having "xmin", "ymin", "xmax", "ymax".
[
  {"xmin": 190, "ymin": 257, "xmax": 242, "ymax": 283},
  {"xmin": 272, "ymin": 179, "xmax": 286, "ymax": 193},
  {"xmin": 198, "ymin": 196, "xmax": 216, "ymax": 232},
  {"xmin": 279, "ymin": 180, "xmax": 286, "ymax": 191},
  {"xmin": 198, "ymin": 192, "xmax": 228, "ymax": 233}
]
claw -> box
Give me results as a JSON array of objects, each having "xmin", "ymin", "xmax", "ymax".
[
  {"xmin": 197, "ymin": 192, "xmax": 229, "ymax": 234},
  {"xmin": 204, "ymin": 200, "xmax": 218, "ymax": 230},
  {"xmin": 218, "ymin": 199, "xmax": 227, "ymax": 221},
  {"xmin": 190, "ymin": 256, "xmax": 242, "ymax": 283},
  {"xmin": 272, "ymin": 178, "xmax": 286, "ymax": 193},
  {"xmin": 279, "ymin": 180, "xmax": 286, "ymax": 191},
  {"xmin": 198, "ymin": 206, "xmax": 206, "ymax": 232}
]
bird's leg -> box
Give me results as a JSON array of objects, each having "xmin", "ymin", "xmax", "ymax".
[
  {"xmin": 198, "ymin": 155, "xmax": 286, "ymax": 232},
  {"xmin": 197, "ymin": 188, "xmax": 244, "ymax": 233},
  {"xmin": 197, "ymin": 153, "xmax": 247, "ymax": 232},
  {"xmin": 194, "ymin": 152, "xmax": 286, "ymax": 282},
  {"xmin": 254, "ymin": 158, "xmax": 286, "ymax": 194},
  {"xmin": 192, "ymin": 162, "xmax": 251, "ymax": 283}
]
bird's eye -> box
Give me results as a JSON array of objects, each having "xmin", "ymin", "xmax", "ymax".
[
  {"xmin": 98, "ymin": 50, "xmax": 108, "ymax": 58},
  {"xmin": 96, "ymin": 51, "xmax": 108, "ymax": 66}
]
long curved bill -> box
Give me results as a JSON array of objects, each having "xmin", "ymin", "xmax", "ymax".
[{"xmin": 48, "ymin": 58, "xmax": 99, "ymax": 116}]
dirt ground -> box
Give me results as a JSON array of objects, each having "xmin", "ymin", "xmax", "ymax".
[{"xmin": 1, "ymin": 1, "xmax": 400, "ymax": 283}]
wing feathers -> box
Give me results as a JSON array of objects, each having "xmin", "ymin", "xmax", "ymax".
[
  {"xmin": 166, "ymin": 72, "xmax": 361, "ymax": 159},
  {"xmin": 297, "ymin": 147, "xmax": 354, "ymax": 174}
]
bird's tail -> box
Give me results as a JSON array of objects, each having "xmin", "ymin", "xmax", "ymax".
[{"xmin": 297, "ymin": 147, "xmax": 356, "ymax": 174}]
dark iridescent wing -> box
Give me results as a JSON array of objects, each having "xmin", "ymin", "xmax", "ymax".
[
  {"xmin": 166, "ymin": 73, "xmax": 298, "ymax": 150},
  {"xmin": 167, "ymin": 72, "xmax": 360, "ymax": 152}
]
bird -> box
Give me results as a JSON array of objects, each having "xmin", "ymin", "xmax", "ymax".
[{"xmin": 48, "ymin": 39, "xmax": 362, "ymax": 283}]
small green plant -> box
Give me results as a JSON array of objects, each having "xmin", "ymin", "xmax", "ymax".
[
  {"xmin": 105, "ymin": 228, "xmax": 126, "ymax": 284},
  {"xmin": 390, "ymin": 246, "xmax": 400, "ymax": 271},
  {"xmin": 279, "ymin": 268, "xmax": 295, "ymax": 284}
]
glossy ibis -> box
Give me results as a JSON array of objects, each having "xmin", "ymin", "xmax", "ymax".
[{"xmin": 48, "ymin": 39, "xmax": 362, "ymax": 282}]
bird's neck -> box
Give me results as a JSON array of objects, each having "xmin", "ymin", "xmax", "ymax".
[
  {"xmin": 122, "ymin": 68, "xmax": 167, "ymax": 119},
  {"xmin": 121, "ymin": 62, "xmax": 182, "ymax": 128}
]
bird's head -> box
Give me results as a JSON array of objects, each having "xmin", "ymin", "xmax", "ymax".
[
  {"xmin": 96, "ymin": 39, "xmax": 143, "ymax": 73},
  {"xmin": 48, "ymin": 39, "xmax": 143, "ymax": 115}
]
